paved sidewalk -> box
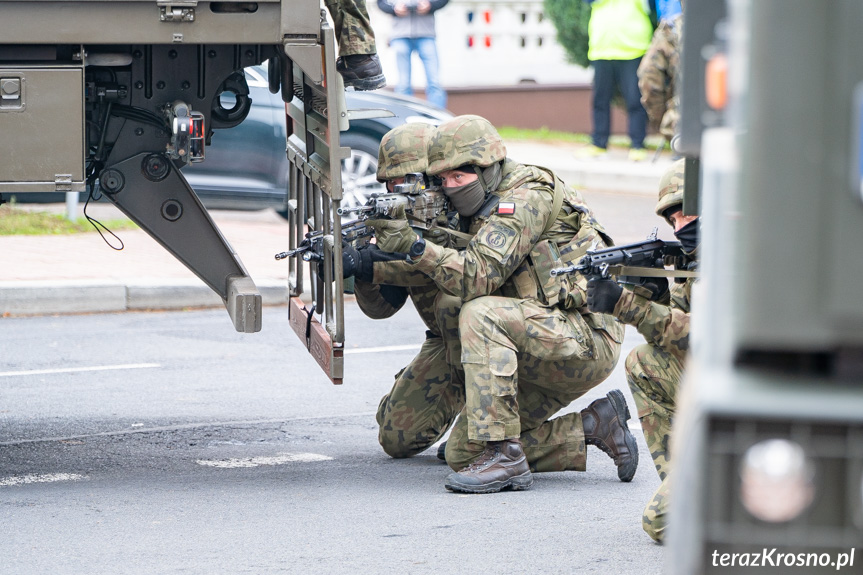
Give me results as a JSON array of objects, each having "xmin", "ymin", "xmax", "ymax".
[{"xmin": 1, "ymin": 142, "xmax": 672, "ymax": 317}]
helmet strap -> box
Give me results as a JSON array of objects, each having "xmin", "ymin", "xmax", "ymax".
[{"xmin": 472, "ymin": 161, "xmax": 503, "ymax": 196}]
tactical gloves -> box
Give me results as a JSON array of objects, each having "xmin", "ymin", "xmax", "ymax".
[
  {"xmin": 342, "ymin": 242, "xmax": 407, "ymax": 282},
  {"xmin": 631, "ymin": 276, "xmax": 669, "ymax": 304},
  {"xmin": 366, "ymin": 205, "xmax": 417, "ymax": 253},
  {"xmin": 342, "ymin": 242, "xmax": 367, "ymax": 280},
  {"xmin": 586, "ymin": 278, "xmax": 623, "ymax": 314}
]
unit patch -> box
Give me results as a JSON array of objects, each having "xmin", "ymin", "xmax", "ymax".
[
  {"xmin": 497, "ymin": 202, "xmax": 516, "ymax": 215},
  {"xmin": 486, "ymin": 230, "xmax": 507, "ymax": 248}
]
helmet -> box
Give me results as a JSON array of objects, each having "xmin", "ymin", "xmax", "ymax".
[
  {"xmin": 376, "ymin": 123, "xmax": 435, "ymax": 181},
  {"xmin": 426, "ymin": 115, "xmax": 507, "ymax": 176},
  {"xmin": 655, "ymin": 158, "xmax": 686, "ymax": 225}
]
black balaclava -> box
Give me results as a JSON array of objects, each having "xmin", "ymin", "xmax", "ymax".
[{"xmin": 674, "ymin": 218, "xmax": 699, "ymax": 254}]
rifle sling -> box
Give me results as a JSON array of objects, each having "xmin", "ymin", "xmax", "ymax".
[
  {"xmin": 543, "ymin": 175, "xmax": 566, "ymax": 236},
  {"xmin": 435, "ymin": 226, "xmax": 475, "ymax": 242},
  {"xmin": 610, "ymin": 265, "xmax": 698, "ymax": 278}
]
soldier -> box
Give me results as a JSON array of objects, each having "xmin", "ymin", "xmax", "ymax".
[
  {"xmin": 637, "ymin": 12, "xmax": 683, "ymax": 141},
  {"xmin": 369, "ymin": 115, "xmax": 639, "ymax": 493},
  {"xmin": 342, "ymin": 123, "xmax": 465, "ymax": 458},
  {"xmin": 325, "ymin": 0, "xmax": 387, "ymax": 90},
  {"xmin": 585, "ymin": 158, "xmax": 697, "ymax": 542}
]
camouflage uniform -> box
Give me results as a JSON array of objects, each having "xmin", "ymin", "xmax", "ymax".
[
  {"xmin": 637, "ymin": 14, "xmax": 683, "ymax": 139},
  {"xmin": 352, "ymin": 123, "xmax": 464, "ymax": 458},
  {"xmin": 612, "ymin": 158, "xmax": 695, "ymax": 542},
  {"xmin": 325, "ymin": 0, "xmax": 377, "ymax": 56},
  {"xmin": 414, "ymin": 116, "xmax": 625, "ymax": 473}
]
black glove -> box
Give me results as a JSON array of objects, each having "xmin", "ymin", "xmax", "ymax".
[
  {"xmin": 342, "ymin": 243, "xmax": 407, "ymax": 282},
  {"xmin": 634, "ymin": 276, "xmax": 669, "ymax": 303},
  {"xmin": 342, "ymin": 242, "xmax": 366, "ymax": 280},
  {"xmin": 586, "ymin": 278, "xmax": 623, "ymax": 314}
]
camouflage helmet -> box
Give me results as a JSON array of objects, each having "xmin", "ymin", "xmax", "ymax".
[
  {"xmin": 426, "ymin": 115, "xmax": 507, "ymax": 176},
  {"xmin": 376, "ymin": 123, "xmax": 435, "ymax": 181},
  {"xmin": 655, "ymin": 158, "xmax": 686, "ymax": 225}
]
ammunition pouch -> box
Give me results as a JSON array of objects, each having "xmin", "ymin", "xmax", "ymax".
[{"xmin": 510, "ymin": 239, "xmax": 565, "ymax": 307}]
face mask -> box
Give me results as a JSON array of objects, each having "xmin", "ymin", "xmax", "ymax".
[
  {"xmin": 674, "ymin": 218, "xmax": 699, "ymax": 254},
  {"xmin": 444, "ymin": 179, "xmax": 485, "ymax": 216},
  {"xmin": 443, "ymin": 162, "xmax": 504, "ymax": 217}
]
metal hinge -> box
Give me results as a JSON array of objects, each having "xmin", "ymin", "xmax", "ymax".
[
  {"xmin": 158, "ymin": 1, "xmax": 197, "ymax": 22},
  {"xmin": 55, "ymin": 174, "xmax": 73, "ymax": 192}
]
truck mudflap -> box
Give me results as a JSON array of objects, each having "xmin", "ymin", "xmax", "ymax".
[{"xmin": 279, "ymin": 19, "xmax": 350, "ymax": 384}]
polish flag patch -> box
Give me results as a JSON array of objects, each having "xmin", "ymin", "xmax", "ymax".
[{"xmin": 497, "ymin": 202, "xmax": 516, "ymax": 215}]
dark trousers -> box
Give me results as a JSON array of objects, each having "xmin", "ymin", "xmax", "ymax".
[{"xmin": 590, "ymin": 58, "xmax": 648, "ymax": 149}]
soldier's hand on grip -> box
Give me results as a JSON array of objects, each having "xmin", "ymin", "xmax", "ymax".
[
  {"xmin": 632, "ymin": 276, "xmax": 669, "ymax": 303},
  {"xmin": 367, "ymin": 205, "xmax": 417, "ymax": 253},
  {"xmin": 587, "ymin": 278, "xmax": 623, "ymax": 314},
  {"xmin": 341, "ymin": 242, "xmax": 365, "ymax": 280},
  {"xmin": 343, "ymin": 242, "xmax": 408, "ymax": 282}
]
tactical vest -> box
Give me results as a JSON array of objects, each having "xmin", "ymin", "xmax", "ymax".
[{"xmin": 453, "ymin": 161, "xmax": 614, "ymax": 315}]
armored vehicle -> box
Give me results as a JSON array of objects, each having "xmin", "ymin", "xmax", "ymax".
[
  {"xmin": 670, "ymin": 0, "xmax": 863, "ymax": 572},
  {"xmin": 0, "ymin": 0, "xmax": 358, "ymax": 382}
]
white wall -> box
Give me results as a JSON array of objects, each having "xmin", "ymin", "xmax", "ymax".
[{"xmin": 368, "ymin": 0, "xmax": 592, "ymax": 89}]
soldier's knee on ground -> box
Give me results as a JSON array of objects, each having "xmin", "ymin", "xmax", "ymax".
[
  {"xmin": 642, "ymin": 506, "xmax": 666, "ymax": 544},
  {"xmin": 642, "ymin": 477, "xmax": 669, "ymax": 543},
  {"xmin": 376, "ymin": 393, "xmax": 424, "ymax": 458},
  {"xmin": 378, "ymin": 428, "xmax": 425, "ymax": 459}
]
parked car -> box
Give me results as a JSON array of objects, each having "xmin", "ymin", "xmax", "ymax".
[{"xmin": 9, "ymin": 65, "xmax": 452, "ymax": 214}]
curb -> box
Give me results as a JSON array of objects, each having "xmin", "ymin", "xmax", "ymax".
[{"xmin": 0, "ymin": 279, "xmax": 289, "ymax": 316}]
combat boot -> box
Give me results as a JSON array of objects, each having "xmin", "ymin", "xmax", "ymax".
[
  {"xmin": 444, "ymin": 439, "xmax": 533, "ymax": 494},
  {"xmin": 336, "ymin": 54, "xmax": 386, "ymax": 91},
  {"xmin": 582, "ymin": 389, "xmax": 639, "ymax": 482}
]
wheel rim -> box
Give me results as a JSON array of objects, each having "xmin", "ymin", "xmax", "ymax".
[{"xmin": 341, "ymin": 148, "xmax": 384, "ymax": 209}]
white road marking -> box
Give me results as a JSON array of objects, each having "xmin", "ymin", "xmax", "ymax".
[
  {"xmin": 196, "ymin": 453, "xmax": 333, "ymax": 468},
  {"xmin": 343, "ymin": 344, "xmax": 421, "ymax": 355},
  {"xmin": 0, "ymin": 363, "xmax": 160, "ymax": 378},
  {"xmin": 0, "ymin": 412, "xmax": 376, "ymax": 447},
  {"xmin": 0, "ymin": 473, "xmax": 86, "ymax": 487}
]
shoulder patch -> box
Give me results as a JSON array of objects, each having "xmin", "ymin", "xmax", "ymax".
[{"xmin": 497, "ymin": 202, "xmax": 516, "ymax": 215}]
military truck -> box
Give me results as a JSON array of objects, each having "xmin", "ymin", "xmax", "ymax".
[
  {"xmin": 670, "ymin": 0, "xmax": 863, "ymax": 572},
  {"xmin": 0, "ymin": 0, "xmax": 354, "ymax": 382}
]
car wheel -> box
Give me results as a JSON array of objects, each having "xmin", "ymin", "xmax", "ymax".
[
  {"xmin": 276, "ymin": 131, "xmax": 384, "ymax": 220},
  {"xmin": 339, "ymin": 132, "xmax": 385, "ymax": 210}
]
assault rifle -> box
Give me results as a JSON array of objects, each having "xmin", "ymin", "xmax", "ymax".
[
  {"xmin": 275, "ymin": 220, "xmax": 372, "ymax": 262},
  {"xmin": 551, "ymin": 228, "xmax": 694, "ymax": 280},
  {"xmin": 336, "ymin": 172, "xmax": 449, "ymax": 231}
]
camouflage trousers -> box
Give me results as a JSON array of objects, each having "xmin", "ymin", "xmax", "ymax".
[
  {"xmin": 643, "ymin": 475, "xmax": 670, "ymax": 543},
  {"xmin": 376, "ymin": 289, "xmax": 464, "ymax": 457},
  {"xmin": 443, "ymin": 296, "xmax": 622, "ymax": 472},
  {"xmin": 376, "ymin": 331, "xmax": 465, "ymax": 457},
  {"xmin": 325, "ymin": 0, "xmax": 376, "ymax": 56},
  {"xmin": 625, "ymin": 342, "xmax": 682, "ymax": 542}
]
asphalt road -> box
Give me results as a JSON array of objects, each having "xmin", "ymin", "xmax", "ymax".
[{"xmin": 1, "ymin": 301, "xmax": 665, "ymax": 574}]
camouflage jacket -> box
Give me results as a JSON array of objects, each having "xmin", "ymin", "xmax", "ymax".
[
  {"xmin": 637, "ymin": 14, "xmax": 682, "ymax": 138},
  {"xmin": 409, "ymin": 159, "xmax": 612, "ymax": 309},
  {"xmin": 613, "ymin": 272, "xmax": 694, "ymax": 361}
]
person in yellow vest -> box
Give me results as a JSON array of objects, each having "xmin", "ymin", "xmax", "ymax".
[{"xmin": 579, "ymin": 0, "xmax": 654, "ymax": 162}]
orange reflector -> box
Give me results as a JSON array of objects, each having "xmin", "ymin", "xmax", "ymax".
[
  {"xmin": 321, "ymin": 45, "xmax": 327, "ymax": 88},
  {"xmin": 705, "ymin": 53, "xmax": 728, "ymax": 110}
]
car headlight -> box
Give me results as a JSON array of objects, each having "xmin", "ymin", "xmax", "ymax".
[{"xmin": 739, "ymin": 438, "xmax": 815, "ymax": 522}]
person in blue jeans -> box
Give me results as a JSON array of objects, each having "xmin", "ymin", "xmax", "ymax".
[{"xmin": 377, "ymin": 0, "xmax": 449, "ymax": 110}]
